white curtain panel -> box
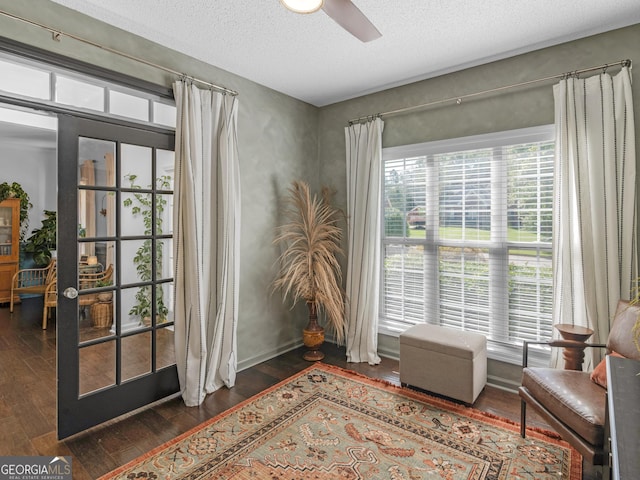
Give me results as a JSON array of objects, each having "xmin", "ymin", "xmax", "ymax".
[
  {"xmin": 552, "ymin": 66, "xmax": 636, "ymax": 370},
  {"xmin": 344, "ymin": 118, "xmax": 384, "ymax": 365},
  {"xmin": 173, "ymin": 81, "xmax": 241, "ymax": 406}
]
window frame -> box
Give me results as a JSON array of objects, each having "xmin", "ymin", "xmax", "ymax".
[
  {"xmin": 0, "ymin": 37, "xmax": 175, "ymax": 132},
  {"xmin": 380, "ymin": 125, "xmax": 555, "ymax": 367}
]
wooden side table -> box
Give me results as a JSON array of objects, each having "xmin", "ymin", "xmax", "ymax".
[{"xmin": 554, "ymin": 323, "xmax": 594, "ymax": 370}]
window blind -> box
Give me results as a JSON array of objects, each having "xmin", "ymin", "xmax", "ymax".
[{"xmin": 381, "ymin": 126, "xmax": 554, "ymax": 351}]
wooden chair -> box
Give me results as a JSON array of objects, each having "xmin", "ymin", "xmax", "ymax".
[
  {"xmin": 42, "ymin": 272, "xmax": 57, "ymax": 330},
  {"xmin": 78, "ymin": 264, "xmax": 114, "ymax": 320},
  {"xmin": 10, "ymin": 259, "xmax": 57, "ymax": 313},
  {"xmin": 41, "ymin": 264, "xmax": 114, "ymax": 329},
  {"xmin": 78, "ymin": 263, "xmax": 113, "ymax": 291}
]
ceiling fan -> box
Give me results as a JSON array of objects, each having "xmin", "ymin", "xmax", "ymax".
[{"xmin": 280, "ymin": 0, "xmax": 382, "ymax": 42}]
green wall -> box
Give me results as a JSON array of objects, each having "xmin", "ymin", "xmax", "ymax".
[
  {"xmin": 318, "ymin": 23, "xmax": 640, "ymax": 388},
  {"xmin": 0, "ymin": 0, "xmax": 320, "ymax": 369},
  {"xmin": 2, "ymin": 0, "xmax": 639, "ymax": 388},
  {"xmin": 320, "ymin": 23, "xmax": 640, "ymax": 208}
]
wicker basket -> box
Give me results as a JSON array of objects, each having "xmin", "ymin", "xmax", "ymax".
[{"xmin": 91, "ymin": 301, "xmax": 113, "ymax": 328}]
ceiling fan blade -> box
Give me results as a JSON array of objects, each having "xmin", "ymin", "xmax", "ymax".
[{"xmin": 321, "ymin": 0, "xmax": 381, "ymax": 42}]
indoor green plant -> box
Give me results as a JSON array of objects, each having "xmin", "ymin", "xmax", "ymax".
[
  {"xmin": 24, "ymin": 210, "xmax": 56, "ymax": 266},
  {"xmin": 95, "ymin": 278, "xmax": 114, "ymax": 302},
  {"xmin": 0, "ymin": 181, "xmax": 32, "ymax": 241},
  {"xmin": 273, "ymin": 180, "xmax": 346, "ymax": 361},
  {"xmin": 123, "ymin": 173, "xmax": 170, "ymax": 323}
]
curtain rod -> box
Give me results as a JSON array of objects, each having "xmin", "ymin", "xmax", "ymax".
[
  {"xmin": 0, "ymin": 9, "xmax": 238, "ymax": 96},
  {"xmin": 348, "ymin": 59, "xmax": 631, "ymax": 125}
]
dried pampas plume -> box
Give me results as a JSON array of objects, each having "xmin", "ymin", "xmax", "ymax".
[{"xmin": 273, "ymin": 181, "xmax": 346, "ymax": 344}]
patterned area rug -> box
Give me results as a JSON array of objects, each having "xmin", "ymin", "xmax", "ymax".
[{"xmin": 101, "ymin": 363, "xmax": 581, "ymax": 479}]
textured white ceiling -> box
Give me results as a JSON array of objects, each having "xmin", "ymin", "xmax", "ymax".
[{"xmin": 49, "ymin": 0, "xmax": 640, "ymax": 106}]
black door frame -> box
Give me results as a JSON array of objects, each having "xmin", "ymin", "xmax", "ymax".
[
  {"xmin": 57, "ymin": 115, "xmax": 178, "ymax": 439},
  {"xmin": 0, "ymin": 36, "xmax": 180, "ymax": 440}
]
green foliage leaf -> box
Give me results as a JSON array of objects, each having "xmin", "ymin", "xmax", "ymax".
[
  {"xmin": 122, "ymin": 173, "xmax": 172, "ymax": 320},
  {"xmin": 24, "ymin": 210, "xmax": 56, "ymax": 266},
  {"xmin": 0, "ymin": 182, "xmax": 33, "ymax": 241}
]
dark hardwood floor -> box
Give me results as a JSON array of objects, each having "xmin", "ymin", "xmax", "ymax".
[{"xmin": 0, "ymin": 297, "xmax": 601, "ymax": 479}]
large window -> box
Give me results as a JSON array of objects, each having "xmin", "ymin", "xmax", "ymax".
[{"xmin": 381, "ymin": 126, "xmax": 554, "ymax": 364}]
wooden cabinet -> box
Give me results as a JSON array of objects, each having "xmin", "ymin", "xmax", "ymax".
[{"xmin": 0, "ymin": 198, "xmax": 20, "ymax": 304}]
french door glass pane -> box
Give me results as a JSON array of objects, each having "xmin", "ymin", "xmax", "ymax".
[
  {"xmin": 78, "ymin": 295, "xmax": 115, "ymax": 343},
  {"xmin": 121, "ymin": 286, "xmax": 144, "ymax": 331},
  {"xmin": 78, "ymin": 137, "xmax": 116, "ymax": 187},
  {"xmin": 95, "ymin": 192, "xmax": 116, "ymax": 239},
  {"xmin": 77, "ymin": 240, "xmax": 116, "ymax": 343},
  {"xmin": 79, "ymin": 341, "xmax": 116, "ymax": 395},
  {"xmin": 157, "ymin": 326, "xmax": 176, "ymax": 369},
  {"xmin": 157, "ymin": 194, "xmax": 173, "ymax": 235},
  {"xmin": 121, "ymin": 193, "xmax": 151, "ymax": 236},
  {"xmin": 76, "ymin": 240, "xmax": 116, "ymax": 276},
  {"xmin": 159, "ymin": 281, "xmax": 174, "ymax": 323},
  {"xmin": 122, "ymin": 332, "xmax": 152, "ymax": 381},
  {"xmin": 121, "ymin": 239, "xmax": 147, "ymax": 285},
  {"xmin": 78, "ymin": 186, "xmax": 113, "ymax": 238},
  {"xmin": 156, "ymin": 149, "xmax": 175, "ymax": 189},
  {"xmin": 156, "ymin": 238, "xmax": 173, "ymax": 280},
  {"xmin": 78, "ymin": 138, "xmax": 116, "ymax": 188},
  {"xmin": 121, "ymin": 144, "xmax": 152, "ymax": 189}
]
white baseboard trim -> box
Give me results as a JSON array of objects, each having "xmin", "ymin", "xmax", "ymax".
[
  {"xmin": 237, "ymin": 339, "xmax": 303, "ymax": 372},
  {"xmin": 378, "ymin": 346, "xmax": 399, "ymax": 361},
  {"xmin": 486, "ymin": 375, "xmax": 520, "ymax": 394},
  {"xmin": 238, "ymin": 343, "xmax": 520, "ymax": 395}
]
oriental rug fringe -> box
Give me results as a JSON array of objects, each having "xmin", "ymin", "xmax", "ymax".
[{"xmin": 100, "ymin": 363, "xmax": 581, "ymax": 479}]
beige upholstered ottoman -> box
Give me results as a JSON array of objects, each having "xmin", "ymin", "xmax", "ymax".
[{"xmin": 399, "ymin": 324, "xmax": 487, "ymax": 404}]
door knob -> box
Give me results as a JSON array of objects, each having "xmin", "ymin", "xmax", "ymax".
[{"xmin": 63, "ymin": 287, "xmax": 78, "ymax": 299}]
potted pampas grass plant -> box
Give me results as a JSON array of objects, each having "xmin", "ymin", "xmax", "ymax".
[{"xmin": 273, "ymin": 180, "xmax": 346, "ymax": 361}]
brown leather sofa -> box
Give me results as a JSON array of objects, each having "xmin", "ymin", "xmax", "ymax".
[{"xmin": 519, "ymin": 300, "xmax": 640, "ymax": 464}]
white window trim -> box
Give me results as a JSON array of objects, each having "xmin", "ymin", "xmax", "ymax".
[
  {"xmin": 383, "ymin": 125, "xmax": 554, "ymax": 161},
  {"xmin": 381, "ymin": 125, "xmax": 555, "ymax": 367}
]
